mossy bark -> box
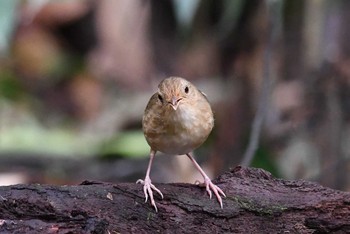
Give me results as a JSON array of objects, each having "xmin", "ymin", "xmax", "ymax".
[{"xmin": 0, "ymin": 166, "xmax": 349, "ymax": 233}]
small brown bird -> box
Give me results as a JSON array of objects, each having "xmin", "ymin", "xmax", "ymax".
[{"xmin": 137, "ymin": 77, "xmax": 225, "ymax": 211}]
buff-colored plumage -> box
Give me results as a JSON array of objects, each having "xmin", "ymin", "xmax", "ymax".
[
  {"xmin": 142, "ymin": 77, "xmax": 214, "ymax": 155},
  {"xmin": 137, "ymin": 77, "xmax": 225, "ymax": 212}
]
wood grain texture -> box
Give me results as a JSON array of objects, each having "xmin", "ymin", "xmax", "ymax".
[{"xmin": 0, "ymin": 166, "xmax": 349, "ymax": 233}]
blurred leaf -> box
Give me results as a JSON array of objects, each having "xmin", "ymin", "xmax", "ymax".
[
  {"xmin": 173, "ymin": 0, "xmax": 200, "ymax": 27},
  {"xmin": 99, "ymin": 131, "xmax": 149, "ymax": 158},
  {"xmin": 0, "ymin": 0, "xmax": 18, "ymax": 54},
  {"xmin": 251, "ymin": 146, "xmax": 279, "ymax": 177},
  {"xmin": 0, "ymin": 69, "xmax": 23, "ymax": 100},
  {"xmin": 13, "ymin": 27, "xmax": 65, "ymax": 79},
  {"xmin": 219, "ymin": 0, "xmax": 244, "ymax": 33},
  {"xmin": 0, "ymin": 111, "xmax": 97, "ymax": 157}
]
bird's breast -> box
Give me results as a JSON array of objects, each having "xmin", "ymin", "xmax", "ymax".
[{"xmin": 144, "ymin": 102, "xmax": 214, "ymax": 155}]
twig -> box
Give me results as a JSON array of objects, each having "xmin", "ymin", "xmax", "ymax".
[{"xmin": 241, "ymin": 0, "xmax": 282, "ymax": 166}]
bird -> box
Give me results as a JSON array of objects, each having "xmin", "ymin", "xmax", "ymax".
[{"xmin": 136, "ymin": 76, "xmax": 226, "ymax": 211}]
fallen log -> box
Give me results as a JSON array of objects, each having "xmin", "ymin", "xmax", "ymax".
[{"xmin": 0, "ymin": 166, "xmax": 349, "ymax": 233}]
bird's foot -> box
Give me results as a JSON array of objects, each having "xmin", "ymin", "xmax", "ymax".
[
  {"xmin": 195, "ymin": 177, "xmax": 226, "ymax": 208},
  {"xmin": 136, "ymin": 177, "xmax": 164, "ymax": 212}
]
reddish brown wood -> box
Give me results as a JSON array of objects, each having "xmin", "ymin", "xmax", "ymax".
[{"xmin": 0, "ymin": 166, "xmax": 349, "ymax": 233}]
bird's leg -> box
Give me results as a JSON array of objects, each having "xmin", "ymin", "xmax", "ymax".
[
  {"xmin": 136, "ymin": 150, "xmax": 163, "ymax": 212},
  {"xmin": 186, "ymin": 153, "xmax": 226, "ymax": 208}
]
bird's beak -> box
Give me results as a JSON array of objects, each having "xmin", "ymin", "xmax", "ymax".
[{"xmin": 169, "ymin": 96, "xmax": 182, "ymax": 110}]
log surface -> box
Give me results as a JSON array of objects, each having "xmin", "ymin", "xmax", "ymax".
[{"xmin": 0, "ymin": 166, "xmax": 349, "ymax": 233}]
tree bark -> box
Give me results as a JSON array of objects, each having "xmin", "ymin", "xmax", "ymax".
[{"xmin": 0, "ymin": 166, "xmax": 349, "ymax": 233}]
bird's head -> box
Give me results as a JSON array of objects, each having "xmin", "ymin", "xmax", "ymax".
[{"xmin": 157, "ymin": 77, "xmax": 194, "ymax": 111}]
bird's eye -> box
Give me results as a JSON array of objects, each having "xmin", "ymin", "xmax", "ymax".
[
  {"xmin": 158, "ymin": 94, "xmax": 163, "ymax": 102},
  {"xmin": 184, "ymin": 86, "xmax": 189, "ymax": 94}
]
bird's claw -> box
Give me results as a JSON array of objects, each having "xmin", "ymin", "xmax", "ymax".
[
  {"xmin": 197, "ymin": 177, "xmax": 226, "ymax": 208},
  {"xmin": 136, "ymin": 177, "xmax": 163, "ymax": 212}
]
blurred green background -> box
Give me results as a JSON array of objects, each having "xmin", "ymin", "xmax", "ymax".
[{"xmin": 0, "ymin": 0, "xmax": 349, "ymax": 191}]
